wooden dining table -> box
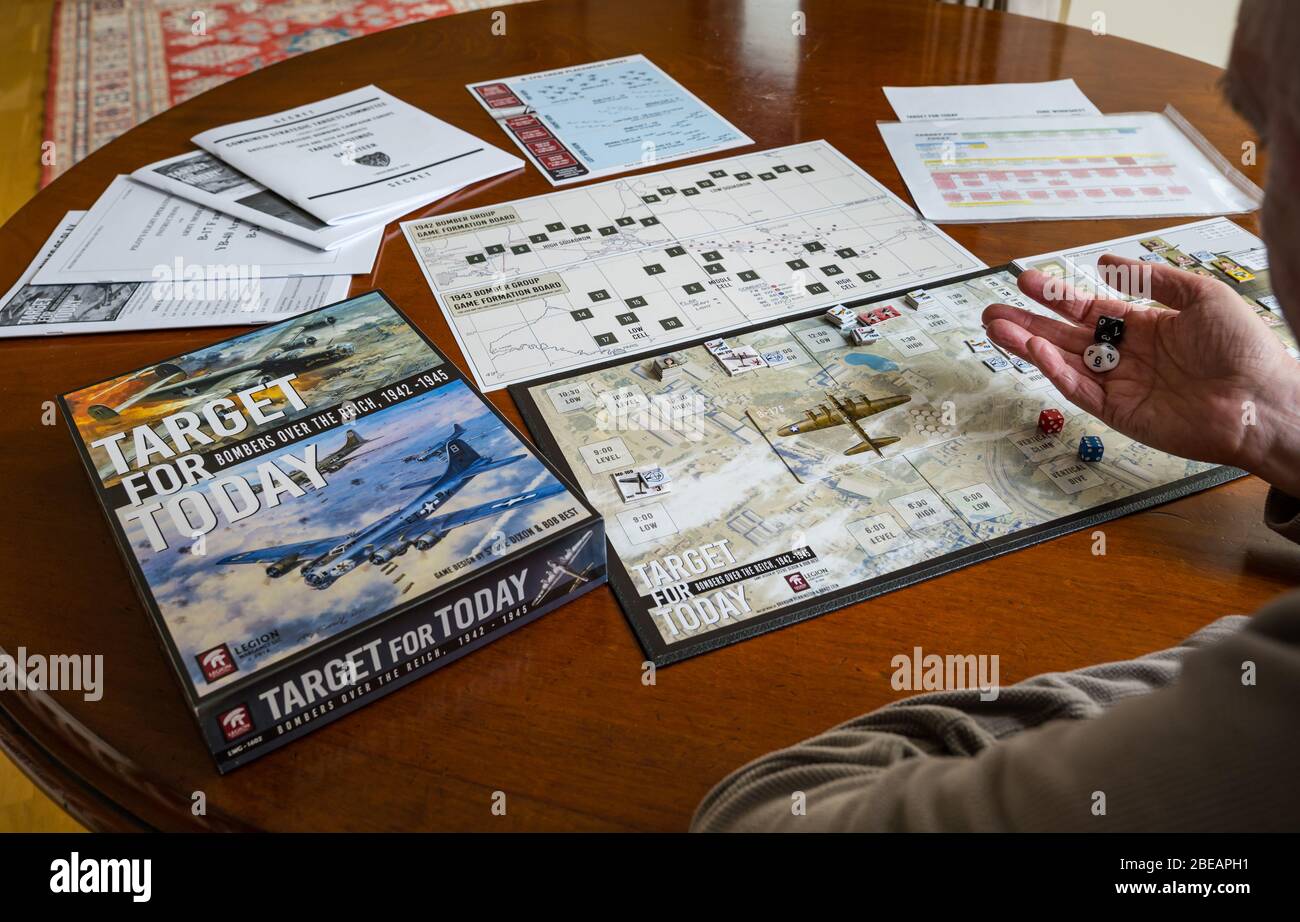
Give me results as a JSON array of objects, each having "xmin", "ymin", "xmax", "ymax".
[{"xmin": 1, "ymin": 0, "xmax": 1294, "ymax": 831}]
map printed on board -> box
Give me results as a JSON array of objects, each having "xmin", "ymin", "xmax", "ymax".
[
  {"xmin": 402, "ymin": 140, "xmax": 984, "ymax": 391},
  {"xmin": 513, "ymin": 220, "xmax": 1295, "ymax": 664}
]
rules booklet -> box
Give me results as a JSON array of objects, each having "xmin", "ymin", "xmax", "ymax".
[
  {"xmin": 61, "ymin": 291, "xmax": 605, "ymax": 772},
  {"xmin": 191, "ymin": 86, "xmax": 524, "ymax": 225},
  {"xmin": 132, "ymin": 150, "xmax": 416, "ymax": 251}
]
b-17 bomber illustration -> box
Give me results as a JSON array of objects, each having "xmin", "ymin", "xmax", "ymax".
[
  {"xmin": 402, "ymin": 422, "xmax": 464, "ymax": 464},
  {"xmin": 250, "ymin": 428, "xmax": 384, "ymax": 496},
  {"xmin": 777, "ymin": 391, "xmax": 911, "ymax": 457},
  {"xmin": 86, "ymin": 316, "xmax": 354, "ymax": 420},
  {"xmin": 531, "ymin": 530, "xmax": 597, "ymax": 608},
  {"xmin": 218, "ymin": 432, "xmax": 564, "ymax": 590}
]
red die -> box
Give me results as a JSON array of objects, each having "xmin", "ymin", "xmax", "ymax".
[{"xmin": 1039, "ymin": 408, "xmax": 1065, "ymax": 435}]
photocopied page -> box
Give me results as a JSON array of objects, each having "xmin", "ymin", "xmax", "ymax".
[
  {"xmin": 33, "ymin": 177, "xmax": 382, "ymax": 285},
  {"xmin": 878, "ymin": 110, "xmax": 1262, "ymax": 223},
  {"xmin": 1, "ymin": 212, "xmax": 351, "ymax": 339},
  {"xmin": 883, "ymin": 79, "xmax": 1100, "ymax": 120},
  {"xmin": 133, "ymin": 151, "xmax": 414, "ymax": 251},
  {"xmin": 191, "ymin": 85, "xmax": 524, "ymax": 225},
  {"xmin": 467, "ymin": 54, "xmax": 753, "ymax": 185}
]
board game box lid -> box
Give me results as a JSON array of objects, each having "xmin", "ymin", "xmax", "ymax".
[{"xmin": 59, "ymin": 290, "xmax": 597, "ymax": 708}]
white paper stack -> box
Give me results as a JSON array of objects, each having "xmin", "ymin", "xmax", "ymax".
[
  {"xmin": 132, "ymin": 150, "xmax": 410, "ymax": 251},
  {"xmin": 3, "ymin": 87, "xmax": 525, "ymax": 338},
  {"xmin": 132, "ymin": 86, "xmax": 522, "ymax": 250},
  {"xmin": 34, "ymin": 177, "xmax": 383, "ymax": 285},
  {"xmin": 0, "ymin": 212, "xmax": 352, "ymax": 339}
]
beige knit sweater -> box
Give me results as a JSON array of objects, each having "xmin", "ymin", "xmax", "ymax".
[{"xmin": 690, "ymin": 489, "xmax": 1300, "ymax": 832}]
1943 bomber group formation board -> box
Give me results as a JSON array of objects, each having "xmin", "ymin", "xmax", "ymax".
[
  {"xmin": 42, "ymin": 56, "xmax": 1284, "ymax": 767},
  {"xmin": 402, "ymin": 141, "xmax": 983, "ymax": 391}
]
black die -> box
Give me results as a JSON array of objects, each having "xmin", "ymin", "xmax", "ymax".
[{"xmin": 1095, "ymin": 314, "xmax": 1125, "ymax": 345}]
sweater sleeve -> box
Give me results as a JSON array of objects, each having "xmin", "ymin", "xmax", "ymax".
[{"xmin": 691, "ymin": 596, "xmax": 1300, "ymax": 832}]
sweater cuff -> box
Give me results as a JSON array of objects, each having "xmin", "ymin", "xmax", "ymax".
[{"xmin": 1264, "ymin": 487, "xmax": 1300, "ymax": 543}]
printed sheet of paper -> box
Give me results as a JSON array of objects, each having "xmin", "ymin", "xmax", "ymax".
[
  {"xmin": 133, "ymin": 151, "xmax": 412, "ymax": 251},
  {"xmin": 192, "ymin": 86, "xmax": 523, "ymax": 224},
  {"xmin": 467, "ymin": 55, "xmax": 752, "ymax": 186},
  {"xmin": 878, "ymin": 111, "xmax": 1261, "ymax": 222},
  {"xmin": 883, "ymin": 79, "xmax": 1100, "ymax": 121},
  {"xmin": 1, "ymin": 213, "xmax": 351, "ymax": 339},
  {"xmin": 33, "ymin": 177, "xmax": 381, "ymax": 284},
  {"xmin": 401, "ymin": 140, "xmax": 984, "ymax": 390}
]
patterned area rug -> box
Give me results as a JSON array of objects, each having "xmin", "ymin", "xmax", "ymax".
[{"xmin": 43, "ymin": 0, "xmax": 526, "ymax": 186}]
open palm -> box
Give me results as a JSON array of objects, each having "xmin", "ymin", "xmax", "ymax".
[{"xmin": 983, "ymin": 255, "xmax": 1297, "ymax": 471}]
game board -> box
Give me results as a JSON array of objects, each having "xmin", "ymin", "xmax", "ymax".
[
  {"xmin": 1017, "ymin": 216, "xmax": 1281, "ymax": 318},
  {"xmin": 402, "ymin": 140, "xmax": 983, "ymax": 390},
  {"xmin": 512, "ymin": 220, "xmax": 1293, "ymax": 664}
]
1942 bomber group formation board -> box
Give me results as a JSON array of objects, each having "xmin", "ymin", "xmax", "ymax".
[{"xmin": 40, "ymin": 52, "xmax": 1284, "ymax": 768}]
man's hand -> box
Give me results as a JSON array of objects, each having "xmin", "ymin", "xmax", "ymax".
[{"xmin": 983, "ymin": 255, "xmax": 1300, "ymax": 495}]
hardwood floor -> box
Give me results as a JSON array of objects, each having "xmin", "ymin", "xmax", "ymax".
[
  {"xmin": 0, "ymin": 754, "xmax": 85, "ymax": 833},
  {"xmin": 0, "ymin": 0, "xmax": 85, "ymax": 833},
  {"xmin": 0, "ymin": 0, "xmax": 51, "ymax": 224}
]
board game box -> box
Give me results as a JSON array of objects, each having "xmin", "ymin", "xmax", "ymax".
[
  {"xmin": 60, "ymin": 291, "xmax": 605, "ymax": 772},
  {"xmin": 511, "ymin": 219, "xmax": 1292, "ymax": 664}
]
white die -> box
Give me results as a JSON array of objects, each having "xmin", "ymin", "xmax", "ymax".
[{"xmin": 1083, "ymin": 343, "xmax": 1120, "ymax": 373}]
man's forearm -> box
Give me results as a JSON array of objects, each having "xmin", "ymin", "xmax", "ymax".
[
  {"xmin": 1240, "ymin": 367, "xmax": 1300, "ymax": 497},
  {"xmin": 692, "ymin": 615, "xmax": 1259, "ymax": 832}
]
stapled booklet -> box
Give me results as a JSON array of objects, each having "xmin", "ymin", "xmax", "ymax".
[{"xmin": 192, "ymin": 86, "xmax": 525, "ymax": 225}]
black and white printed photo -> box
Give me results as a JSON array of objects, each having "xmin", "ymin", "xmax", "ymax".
[
  {"xmin": 0, "ymin": 282, "xmax": 138, "ymax": 327},
  {"xmin": 151, "ymin": 152, "xmax": 247, "ymax": 194}
]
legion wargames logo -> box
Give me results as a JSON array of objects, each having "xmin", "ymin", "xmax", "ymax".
[
  {"xmin": 218, "ymin": 704, "xmax": 254, "ymax": 742},
  {"xmin": 196, "ymin": 644, "xmax": 238, "ymax": 683},
  {"xmin": 784, "ymin": 572, "xmax": 810, "ymax": 593}
]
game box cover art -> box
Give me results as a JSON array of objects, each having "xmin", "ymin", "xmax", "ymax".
[{"xmin": 61, "ymin": 291, "xmax": 606, "ymax": 772}]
